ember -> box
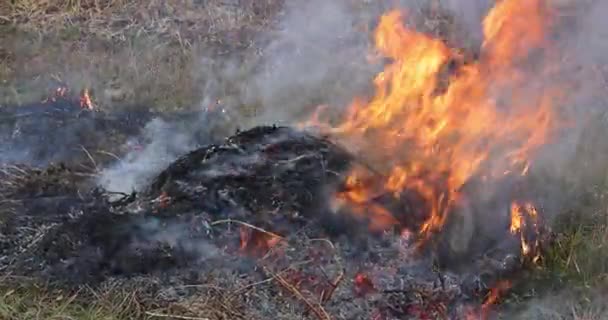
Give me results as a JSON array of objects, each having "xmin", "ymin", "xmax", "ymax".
[{"xmin": 354, "ymin": 272, "xmax": 376, "ymax": 297}]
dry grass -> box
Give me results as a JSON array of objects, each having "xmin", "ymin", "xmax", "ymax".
[
  {"xmin": 3, "ymin": 0, "xmax": 282, "ymax": 43},
  {"xmin": 504, "ymin": 116, "xmax": 608, "ymax": 318},
  {"xmin": 0, "ymin": 0, "xmax": 283, "ymax": 111},
  {"xmin": 0, "ymin": 278, "xmax": 146, "ymax": 320}
]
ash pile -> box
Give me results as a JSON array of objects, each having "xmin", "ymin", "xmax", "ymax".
[{"xmin": 0, "ymin": 105, "xmax": 551, "ymax": 319}]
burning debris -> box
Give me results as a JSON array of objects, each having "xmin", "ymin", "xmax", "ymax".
[{"xmin": 0, "ymin": 123, "xmax": 551, "ymax": 319}]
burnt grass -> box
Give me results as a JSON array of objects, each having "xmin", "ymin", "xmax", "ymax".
[{"xmin": 0, "ymin": 99, "xmax": 549, "ymax": 319}]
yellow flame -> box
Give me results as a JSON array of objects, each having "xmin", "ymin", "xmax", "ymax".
[{"xmin": 306, "ymin": 0, "xmax": 560, "ymax": 245}]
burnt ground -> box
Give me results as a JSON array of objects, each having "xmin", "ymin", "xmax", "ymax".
[{"xmin": 0, "ymin": 99, "xmax": 552, "ymax": 319}]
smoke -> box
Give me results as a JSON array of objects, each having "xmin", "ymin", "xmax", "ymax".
[
  {"xmin": 241, "ymin": 0, "xmax": 380, "ymax": 126},
  {"xmin": 442, "ymin": 0, "xmax": 492, "ymax": 45},
  {"xmin": 95, "ymin": 0, "xmax": 608, "ymax": 257},
  {"xmin": 133, "ymin": 217, "xmax": 221, "ymax": 263},
  {"xmin": 96, "ymin": 0, "xmax": 382, "ymax": 191},
  {"xmin": 506, "ymin": 287, "xmax": 608, "ymax": 319},
  {"xmin": 98, "ymin": 118, "xmax": 201, "ymax": 194},
  {"xmin": 94, "ymin": 0, "xmax": 498, "ymax": 193},
  {"xmin": 529, "ymin": 0, "xmax": 608, "ymax": 196}
]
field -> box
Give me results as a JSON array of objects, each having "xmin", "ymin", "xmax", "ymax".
[{"xmin": 2, "ymin": 1, "xmax": 608, "ymax": 319}]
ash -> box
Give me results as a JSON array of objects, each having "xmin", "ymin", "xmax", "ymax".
[{"xmin": 0, "ymin": 100, "xmax": 548, "ymax": 319}]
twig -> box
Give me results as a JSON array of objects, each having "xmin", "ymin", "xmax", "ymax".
[
  {"xmin": 95, "ymin": 150, "xmax": 122, "ymax": 162},
  {"xmin": 211, "ymin": 218, "xmax": 284, "ymax": 240},
  {"xmin": 229, "ymin": 276, "xmax": 276, "ymax": 297},
  {"xmin": 263, "ymin": 266, "xmax": 331, "ymax": 320},
  {"xmin": 229, "ymin": 259, "xmax": 313, "ymax": 299},
  {"xmin": 308, "ymin": 238, "xmax": 344, "ymax": 304},
  {"xmin": 321, "ymin": 270, "xmax": 344, "ymax": 304},
  {"xmin": 80, "ymin": 145, "xmax": 98, "ymax": 171},
  {"xmin": 145, "ymin": 311, "xmax": 210, "ymax": 320}
]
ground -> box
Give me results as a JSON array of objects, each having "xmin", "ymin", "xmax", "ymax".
[{"xmin": 1, "ymin": 1, "xmax": 608, "ymax": 319}]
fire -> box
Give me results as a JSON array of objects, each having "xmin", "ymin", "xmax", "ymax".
[
  {"xmin": 42, "ymin": 86, "xmax": 96, "ymax": 110},
  {"xmin": 480, "ymin": 280, "xmax": 513, "ymax": 320},
  {"xmin": 464, "ymin": 280, "xmax": 513, "ymax": 320},
  {"xmin": 80, "ymin": 88, "xmax": 96, "ymax": 110},
  {"xmin": 482, "ymin": 280, "xmax": 512, "ymax": 310},
  {"xmin": 510, "ymin": 202, "xmax": 541, "ymax": 260},
  {"xmin": 509, "ymin": 202, "xmax": 538, "ymax": 235},
  {"xmin": 306, "ymin": 0, "xmax": 561, "ymax": 245}
]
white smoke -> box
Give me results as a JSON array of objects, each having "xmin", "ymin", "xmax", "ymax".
[
  {"xmin": 98, "ymin": 118, "xmax": 199, "ymax": 194},
  {"xmin": 242, "ymin": 0, "xmax": 380, "ymax": 126}
]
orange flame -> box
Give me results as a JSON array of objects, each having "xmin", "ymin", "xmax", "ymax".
[
  {"xmin": 479, "ymin": 280, "xmax": 512, "ymax": 319},
  {"xmin": 306, "ymin": 0, "xmax": 560, "ymax": 244},
  {"xmin": 463, "ymin": 280, "xmax": 513, "ymax": 320},
  {"xmin": 510, "ymin": 202, "xmax": 541, "ymax": 260},
  {"xmin": 80, "ymin": 88, "xmax": 95, "ymax": 110}
]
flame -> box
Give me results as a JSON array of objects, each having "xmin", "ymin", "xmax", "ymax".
[
  {"xmin": 476, "ymin": 280, "xmax": 513, "ymax": 320},
  {"xmin": 306, "ymin": 0, "xmax": 560, "ymax": 244},
  {"xmin": 510, "ymin": 202, "xmax": 541, "ymax": 260},
  {"xmin": 482, "ymin": 280, "xmax": 512, "ymax": 308},
  {"xmin": 80, "ymin": 88, "xmax": 95, "ymax": 110},
  {"xmin": 463, "ymin": 280, "xmax": 513, "ymax": 319}
]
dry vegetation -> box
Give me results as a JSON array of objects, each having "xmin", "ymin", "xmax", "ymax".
[
  {"xmin": 2, "ymin": 0, "xmax": 608, "ymax": 319},
  {"xmin": 0, "ymin": 0, "xmax": 283, "ymax": 111}
]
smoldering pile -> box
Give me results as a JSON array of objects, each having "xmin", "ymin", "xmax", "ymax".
[{"xmin": 0, "ymin": 100, "xmax": 552, "ymax": 319}]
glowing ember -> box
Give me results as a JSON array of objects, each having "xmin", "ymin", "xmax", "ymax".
[
  {"xmin": 304, "ymin": 0, "xmax": 561, "ymax": 246},
  {"xmin": 353, "ymin": 272, "xmax": 376, "ymax": 297},
  {"xmin": 239, "ymin": 227, "xmax": 283, "ymax": 256}
]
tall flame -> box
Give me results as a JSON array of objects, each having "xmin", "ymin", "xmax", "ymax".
[{"xmin": 307, "ymin": 0, "xmax": 561, "ymax": 244}]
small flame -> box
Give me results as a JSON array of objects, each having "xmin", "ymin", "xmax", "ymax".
[
  {"xmin": 464, "ymin": 280, "xmax": 513, "ymax": 320},
  {"xmin": 510, "ymin": 202, "xmax": 541, "ymax": 260},
  {"xmin": 483, "ymin": 280, "xmax": 512, "ymax": 307},
  {"xmin": 80, "ymin": 88, "xmax": 95, "ymax": 110}
]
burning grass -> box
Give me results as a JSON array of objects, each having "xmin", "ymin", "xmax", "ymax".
[{"xmin": 2, "ymin": 0, "xmax": 608, "ymax": 319}]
